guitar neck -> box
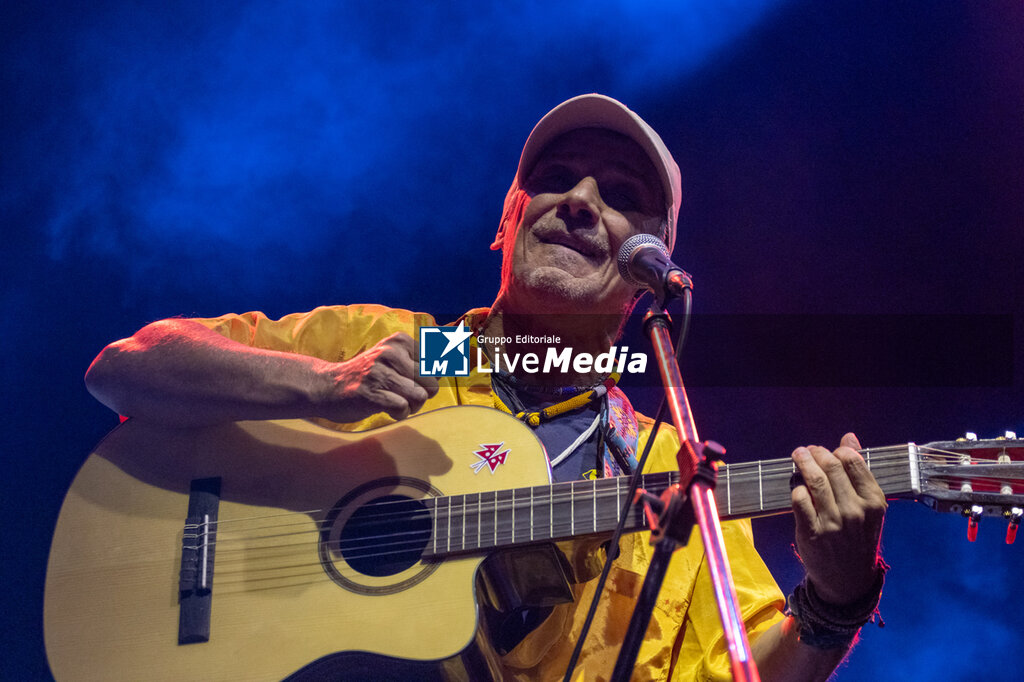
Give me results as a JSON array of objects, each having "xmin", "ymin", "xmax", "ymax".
[
  {"xmin": 424, "ymin": 447, "xmax": 916, "ymax": 559},
  {"xmin": 715, "ymin": 445, "xmax": 916, "ymax": 518}
]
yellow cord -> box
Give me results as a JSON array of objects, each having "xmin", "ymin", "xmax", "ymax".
[{"xmin": 492, "ymin": 373, "xmax": 620, "ymax": 427}]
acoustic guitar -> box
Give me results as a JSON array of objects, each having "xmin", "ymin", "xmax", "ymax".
[{"xmin": 44, "ymin": 405, "xmax": 1024, "ymax": 680}]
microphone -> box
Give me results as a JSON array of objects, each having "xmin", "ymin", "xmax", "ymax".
[{"xmin": 616, "ymin": 234, "xmax": 693, "ymax": 300}]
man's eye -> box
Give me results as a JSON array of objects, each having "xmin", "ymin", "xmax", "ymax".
[
  {"xmin": 531, "ymin": 167, "xmax": 577, "ymax": 194},
  {"xmin": 603, "ymin": 187, "xmax": 641, "ymax": 212}
]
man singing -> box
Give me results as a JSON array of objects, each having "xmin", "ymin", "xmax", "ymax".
[{"xmin": 86, "ymin": 94, "xmax": 887, "ymax": 680}]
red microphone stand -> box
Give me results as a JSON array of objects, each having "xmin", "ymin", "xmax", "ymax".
[{"xmin": 610, "ymin": 289, "xmax": 760, "ymax": 682}]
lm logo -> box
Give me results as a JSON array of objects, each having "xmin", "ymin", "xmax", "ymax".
[{"xmin": 418, "ymin": 323, "xmax": 473, "ymax": 377}]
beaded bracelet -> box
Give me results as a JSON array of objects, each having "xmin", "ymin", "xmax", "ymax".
[{"xmin": 786, "ymin": 560, "xmax": 888, "ymax": 650}]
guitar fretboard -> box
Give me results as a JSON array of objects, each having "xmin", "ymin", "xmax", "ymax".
[{"xmin": 423, "ymin": 449, "xmax": 914, "ymax": 559}]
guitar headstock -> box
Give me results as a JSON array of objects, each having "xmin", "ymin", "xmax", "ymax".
[{"xmin": 914, "ymin": 431, "xmax": 1024, "ymax": 544}]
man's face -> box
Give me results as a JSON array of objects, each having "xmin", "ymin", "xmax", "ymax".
[{"xmin": 501, "ymin": 127, "xmax": 666, "ymax": 315}]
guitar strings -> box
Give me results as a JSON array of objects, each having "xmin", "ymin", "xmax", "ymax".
[
  {"xmin": 202, "ymin": 466, "xmax": 924, "ymax": 576},
  {"xmin": 205, "ymin": 448, "xmax": 999, "ymax": 557},
  {"xmin": 199, "ymin": 466, "xmax": 966, "ymax": 585},
  {"xmin": 189, "ymin": 447, "xmax": 1019, "ymax": 566},
  {"xmin": 201, "ymin": 446, "xmax": 936, "ymax": 533},
  {"xmin": 201, "ymin": 445, "xmax": 1007, "ymax": 532},
  {"xmin": 198, "ymin": 469, "xmax": 930, "ymax": 591},
  {"xmin": 232, "ymin": 457, "xmax": 976, "ymax": 539},
  {"xmin": 207, "ymin": 466, "xmax": 999, "ymax": 552}
]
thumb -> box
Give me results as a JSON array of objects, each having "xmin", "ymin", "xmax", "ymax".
[{"xmin": 840, "ymin": 432, "xmax": 861, "ymax": 451}]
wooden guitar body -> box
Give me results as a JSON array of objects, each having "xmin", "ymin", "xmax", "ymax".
[{"xmin": 44, "ymin": 406, "xmax": 549, "ymax": 681}]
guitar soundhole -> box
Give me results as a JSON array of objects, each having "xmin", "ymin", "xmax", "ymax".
[{"xmin": 339, "ymin": 495, "xmax": 431, "ymax": 577}]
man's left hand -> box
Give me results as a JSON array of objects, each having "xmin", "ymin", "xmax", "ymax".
[{"xmin": 790, "ymin": 433, "xmax": 887, "ymax": 605}]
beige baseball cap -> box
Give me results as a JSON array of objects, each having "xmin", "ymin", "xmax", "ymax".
[{"xmin": 502, "ymin": 93, "xmax": 682, "ymax": 253}]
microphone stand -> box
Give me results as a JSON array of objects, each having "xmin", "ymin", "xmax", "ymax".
[{"xmin": 610, "ymin": 292, "xmax": 759, "ymax": 682}]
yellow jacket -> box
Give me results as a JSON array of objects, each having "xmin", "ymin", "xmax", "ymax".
[{"xmin": 194, "ymin": 303, "xmax": 786, "ymax": 681}]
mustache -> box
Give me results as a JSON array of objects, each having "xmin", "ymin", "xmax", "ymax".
[{"xmin": 530, "ymin": 220, "xmax": 609, "ymax": 258}]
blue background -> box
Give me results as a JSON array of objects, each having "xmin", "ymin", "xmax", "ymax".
[{"xmin": 3, "ymin": 1, "xmax": 1022, "ymax": 679}]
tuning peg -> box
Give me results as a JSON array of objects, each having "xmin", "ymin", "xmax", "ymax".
[
  {"xmin": 1004, "ymin": 431, "xmax": 1017, "ymax": 440},
  {"xmin": 1006, "ymin": 507, "xmax": 1022, "ymax": 545},
  {"xmin": 966, "ymin": 505, "xmax": 983, "ymax": 542}
]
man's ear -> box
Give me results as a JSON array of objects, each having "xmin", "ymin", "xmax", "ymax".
[
  {"xmin": 490, "ymin": 221, "xmax": 506, "ymax": 250},
  {"xmin": 494, "ymin": 182, "xmax": 530, "ymax": 251}
]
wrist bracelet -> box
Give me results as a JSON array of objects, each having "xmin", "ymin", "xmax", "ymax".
[{"xmin": 786, "ymin": 559, "xmax": 888, "ymax": 650}]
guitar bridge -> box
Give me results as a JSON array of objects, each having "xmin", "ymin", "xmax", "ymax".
[{"xmin": 178, "ymin": 477, "xmax": 221, "ymax": 645}]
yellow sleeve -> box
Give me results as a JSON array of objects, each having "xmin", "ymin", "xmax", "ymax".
[
  {"xmin": 189, "ymin": 303, "xmax": 437, "ymax": 363},
  {"xmin": 189, "ymin": 304, "xmax": 464, "ymax": 431}
]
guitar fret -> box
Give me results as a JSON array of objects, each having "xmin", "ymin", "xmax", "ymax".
[
  {"xmin": 530, "ymin": 487, "xmax": 534, "ymax": 542},
  {"xmin": 493, "ymin": 490, "xmax": 498, "ymax": 547},
  {"xmin": 758, "ymin": 460, "xmax": 764, "ymax": 511},
  {"xmin": 452, "ymin": 494, "xmax": 460, "ymax": 552},
  {"xmin": 592, "ymin": 479, "xmax": 597, "ymax": 533},
  {"xmin": 446, "ymin": 496, "xmax": 451, "ymax": 553},
  {"xmin": 476, "ymin": 492, "xmax": 482, "ymax": 550},
  {"xmin": 511, "ymin": 488, "xmax": 515, "ymax": 544},
  {"xmin": 513, "ymin": 492, "xmax": 519, "ymax": 543},
  {"xmin": 570, "ymin": 480, "xmax": 575, "ymax": 537},
  {"xmin": 457, "ymin": 496, "xmax": 462, "ymax": 551},
  {"xmin": 726, "ymin": 464, "xmax": 732, "ymax": 515},
  {"xmin": 616, "ymin": 477, "xmax": 621, "ymax": 524},
  {"xmin": 432, "ymin": 498, "xmax": 438, "ymax": 556}
]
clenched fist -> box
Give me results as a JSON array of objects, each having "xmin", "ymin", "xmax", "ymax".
[{"xmin": 316, "ymin": 332, "xmax": 439, "ymax": 423}]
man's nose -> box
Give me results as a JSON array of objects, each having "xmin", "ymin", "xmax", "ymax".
[{"xmin": 557, "ymin": 177, "xmax": 602, "ymax": 227}]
